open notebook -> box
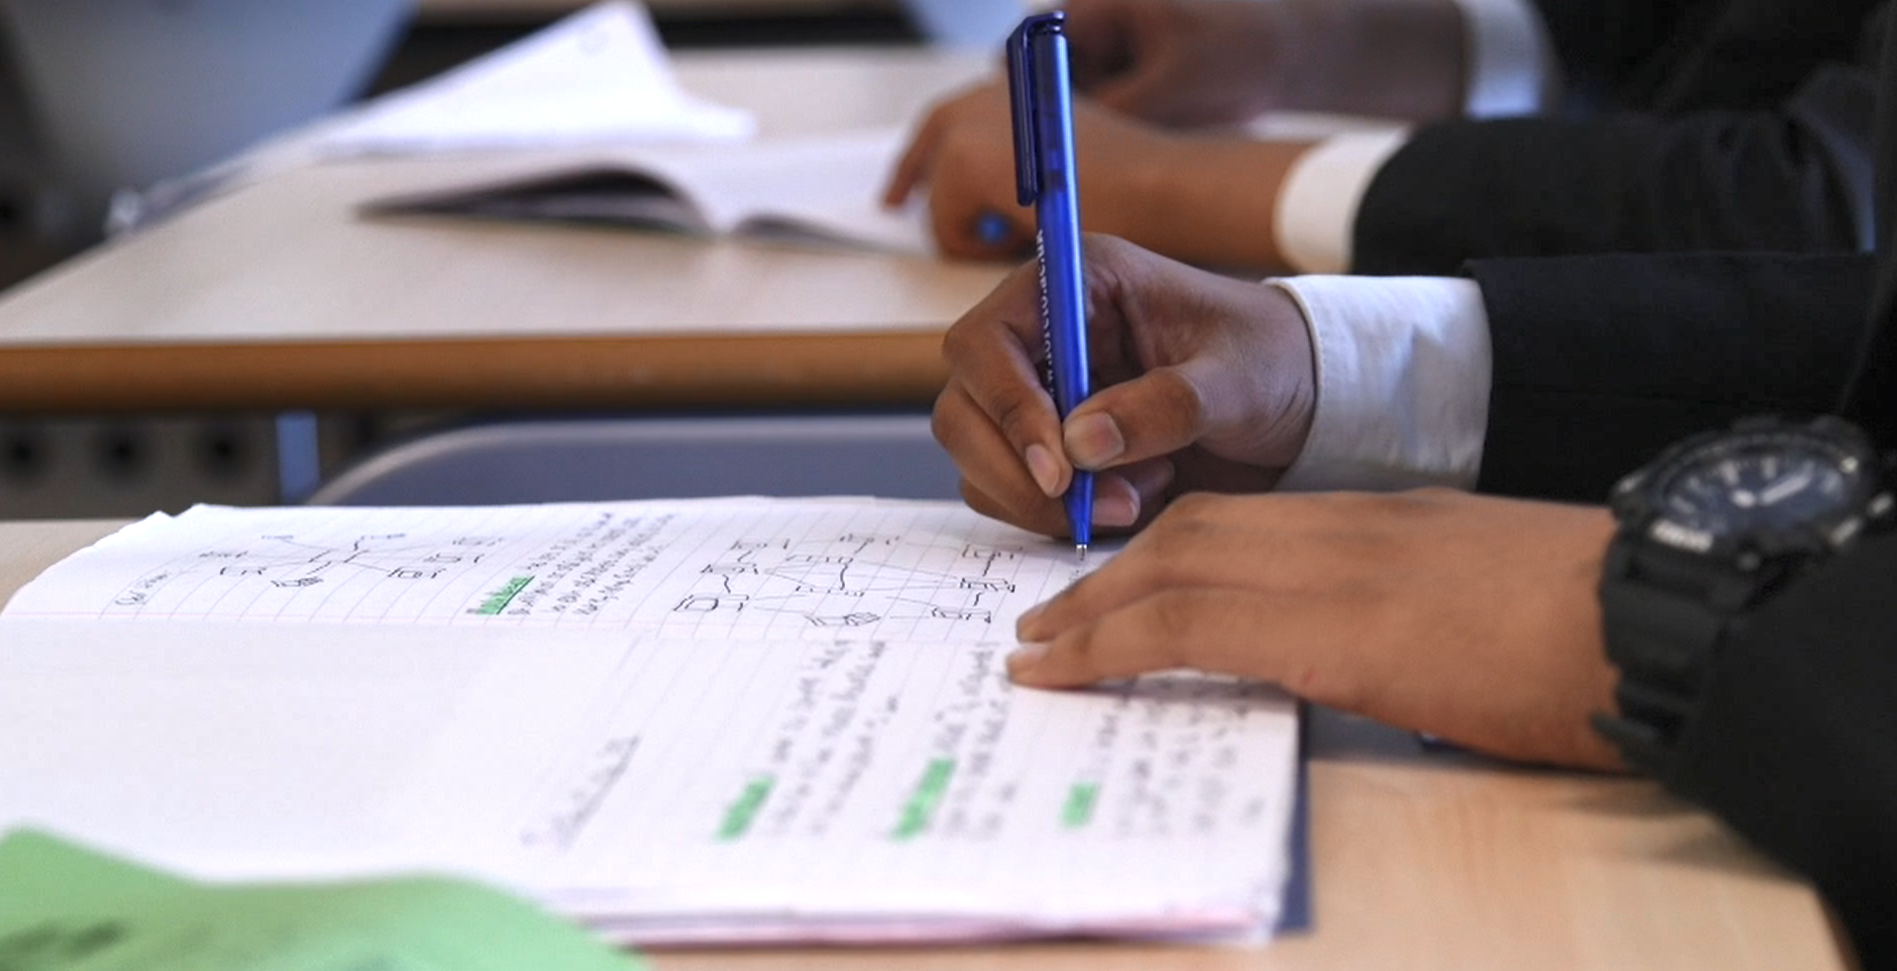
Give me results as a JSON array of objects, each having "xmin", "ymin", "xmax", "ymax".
[
  {"xmin": 0, "ymin": 498, "xmax": 1300, "ymax": 946},
  {"xmin": 363, "ymin": 129, "xmax": 932, "ymax": 256}
]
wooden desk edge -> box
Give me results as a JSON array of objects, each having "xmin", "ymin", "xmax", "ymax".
[{"xmin": 0, "ymin": 331, "xmax": 949, "ymax": 414}]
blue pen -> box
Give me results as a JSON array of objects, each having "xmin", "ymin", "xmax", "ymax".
[{"xmin": 1007, "ymin": 12, "xmax": 1093, "ymax": 561}]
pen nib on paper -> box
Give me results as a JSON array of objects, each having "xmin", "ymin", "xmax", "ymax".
[{"xmin": 1074, "ymin": 543, "xmax": 1088, "ymax": 564}]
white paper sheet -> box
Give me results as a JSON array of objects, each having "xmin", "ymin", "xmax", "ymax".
[
  {"xmin": 368, "ymin": 128, "xmax": 932, "ymax": 255},
  {"xmin": 0, "ymin": 618, "xmax": 1299, "ymax": 943},
  {"xmin": 1, "ymin": 498, "xmax": 1301, "ymax": 942},
  {"xmin": 307, "ymin": 0, "xmax": 754, "ymax": 155},
  {"xmin": 4, "ymin": 499, "xmax": 1076, "ymax": 639}
]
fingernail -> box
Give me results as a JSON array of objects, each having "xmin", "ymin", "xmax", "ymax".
[
  {"xmin": 1024, "ymin": 443, "xmax": 1064, "ymax": 496},
  {"xmin": 1065, "ymin": 413, "xmax": 1126, "ymax": 470},
  {"xmin": 1128, "ymin": 458, "xmax": 1175, "ymax": 496},
  {"xmin": 1093, "ymin": 492, "xmax": 1138, "ymax": 528},
  {"xmin": 1017, "ymin": 603, "xmax": 1050, "ymax": 640},
  {"xmin": 1006, "ymin": 643, "xmax": 1049, "ymax": 678}
]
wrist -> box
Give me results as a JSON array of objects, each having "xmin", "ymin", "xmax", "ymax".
[{"xmin": 1126, "ymin": 136, "xmax": 1306, "ymax": 270}]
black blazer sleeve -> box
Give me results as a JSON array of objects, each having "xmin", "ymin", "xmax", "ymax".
[
  {"xmin": 1350, "ymin": 74, "xmax": 1874, "ymax": 275},
  {"xmin": 1466, "ymin": 250, "xmax": 1874, "ymax": 502},
  {"xmin": 1593, "ymin": 10, "xmax": 1897, "ymax": 965},
  {"xmin": 1662, "ymin": 534, "xmax": 1897, "ymax": 968},
  {"xmin": 1344, "ymin": 0, "xmax": 1884, "ymax": 275}
]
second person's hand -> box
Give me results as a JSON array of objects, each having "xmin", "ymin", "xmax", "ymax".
[
  {"xmin": 932, "ymin": 235, "xmax": 1317, "ymax": 539},
  {"xmin": 884, "ymin": 80, "xmax": 1313, "ymax": 269},
  {"xmin": 883, "ymin": 80, "xmax": 1190, "ymax": 260}
]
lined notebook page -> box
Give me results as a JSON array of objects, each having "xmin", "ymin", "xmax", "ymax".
[{"xmin": 1, "ymin": 499, "xmax": 1300, "ymax": 944}]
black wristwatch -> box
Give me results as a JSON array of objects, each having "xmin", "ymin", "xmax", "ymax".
[{"xmin": 1593, "ymin": 415, "xmax": 1896, "ymax": 778}]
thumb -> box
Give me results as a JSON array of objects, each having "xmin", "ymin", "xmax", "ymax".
[{"xmin": 1060, "ymin": 363, "xmax": 1218, "ymax": 472}]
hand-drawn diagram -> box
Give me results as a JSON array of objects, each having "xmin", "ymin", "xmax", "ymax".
[
  {"xmin": 675, "ymin": 532, "xmax": 1024, "ymax": 629},
  {"xmin": 111, "ymin": 533, "xmax": 504, "ymax": 607}
]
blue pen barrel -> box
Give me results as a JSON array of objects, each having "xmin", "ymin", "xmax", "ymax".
[{"xmin": 1013, "ymin": 14, "xmax": 1095, "ymax": 549}]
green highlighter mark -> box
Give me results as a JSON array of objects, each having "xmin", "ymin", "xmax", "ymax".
[
  {"xmin": 717, "ymin": 777, "xmax": 775, "ymax": 841},
  {"xmin": 1061, "ymin": 783, "xmax": 1100, "ymax": 829},
  {"xmin": 891, "ymin": 759, "xmax": 956, "ymax": 841},
  {"xmin": 472, "ymin": 576, "xmax": 534, "ymax": 616}
]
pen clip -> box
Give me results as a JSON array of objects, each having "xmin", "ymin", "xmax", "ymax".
[{"xmin": 1006, "ymin": 15, "xmax": 1054, "ymax": 207}]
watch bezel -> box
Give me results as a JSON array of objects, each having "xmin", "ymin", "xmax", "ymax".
[{"xmin": 1608, "ymin": 416, "xmax": 1895, "ymax": 568}]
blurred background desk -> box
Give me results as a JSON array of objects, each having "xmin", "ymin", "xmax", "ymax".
[
  {"xmin": 417, "ymin": 0, "xmax": 891, "ymax": 19},
  {"xmin": 0, "ymin": 46, "xmax": 1006, "ymax": 515},
  {"xmin": 0, "ymin": 518, "xmax": 1854, "ymax": 970}
]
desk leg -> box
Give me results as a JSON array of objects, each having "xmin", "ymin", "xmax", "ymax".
[{"xmin": 275, "ymin": 412, "xmax": 322, "ymax": 503}]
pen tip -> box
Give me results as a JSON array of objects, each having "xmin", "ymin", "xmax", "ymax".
[{"xmin": 1075, "ymin": 543, "xmax": 1088, "ymax": 564}]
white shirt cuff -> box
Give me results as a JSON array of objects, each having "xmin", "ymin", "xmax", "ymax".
[
  {"xmin": 1453, "ymin": 0, "xmax": 1555, "ymax": 117},
  {"xmin": 1273, "ymin": 128, "xmax": 1409, "ymax": 274},
  {"xmin": 1269, "ymin": 275, "xmax": 1492, "ymax": 491}
]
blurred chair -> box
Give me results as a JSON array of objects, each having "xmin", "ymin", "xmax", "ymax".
[
  {"xmin": 308, "ymin": 413, "xmax": 963, "ymax": 506},
  {"xmin": 0, "ymin": 0, "xmax": 411, "ymax": 232}
]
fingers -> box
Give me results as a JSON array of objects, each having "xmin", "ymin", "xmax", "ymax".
[
  {"xmin": 1015, "ymin": 494, "xmax": 1427, "ymax": 643},
  {"xmin": 933, "ymin": 263, "xmax": 1084, "ymax": 535},
  {"xmin": 935, "ymin": 382, "xmax": 1072, "ymax": 537},
  {"xmin": 933, "ymin": 382, "xmax": 1171, "ymax": 538},
  {"xmin": 931, "ymin": 193, "xmax": 1032, "ymax": 261},
  {"xmin": 1008, "ymin": 586, "xmax": 1364, "ymax": 697},
  {"xmin": 1001, "ymin": 490, "xmax": 1631, "ymax": 769},
  {"xmin": 939, "ymin": 264, "xmax": 1065, "ymax": 460},
  {"xmin": 882, "ymin": 110, "xmax": 943, "ymax": 208},
  {"xmin": 884, "ymin": 82, "xmax": 1033, "ymax": 260},
  {"xmin": 1060, "ymin": 363, "xmax": 1214, "ymax": 471}
]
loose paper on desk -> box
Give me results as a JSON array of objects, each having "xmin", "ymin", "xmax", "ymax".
[
  {"xmin": 0, "ymin": 499, "xmax": 1300, "ymax": 944},
  {"xmin": 0, "ymin": 828, "xmax": 645, "ymax": 971},
  {"xmin": 308, "ymin": 0, "xmax": 753, "ymax": 155}
]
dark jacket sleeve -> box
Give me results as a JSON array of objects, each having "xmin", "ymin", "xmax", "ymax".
[
  {"xmin": 1350, "ymin": 71, "xmax": 1874, "ymax": 275},
  {"xmin": 1346, "ymin": 0, "xmax": 1886, "ymax": 275},
  {"xmin": 1579, "ymin": 6, "xmax": 1897, "ymax": 966},
  {"xmin": 1466, "ymin": 251, "xmax": 1874, "ymax": 502},
  {"xmin": 1661, "ymin": 532, "xmax": 1897, "ymax": 969}
]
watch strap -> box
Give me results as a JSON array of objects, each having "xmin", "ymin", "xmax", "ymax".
[{"xmin": 1593, "ymin": 535, "xmax": 1763, "ymax": 777}]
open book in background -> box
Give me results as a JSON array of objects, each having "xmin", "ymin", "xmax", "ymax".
[
  {"xmin": 113, "ymin": 0, "xmax": 755, "ymax": 232},
  {"xmin": 363, "ymin": 128, "xmax": 932, "ymax": 255},
  {"xmin": 0, "ymin": 498, "xmax": 1302, "ymax": 946}
]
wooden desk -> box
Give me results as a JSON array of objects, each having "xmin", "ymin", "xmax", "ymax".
[
  {"xmin": 0, "ymin": 518, "xmax": 1850, "ymax": 970},
  {"xmin": 0, "ymin": 47, "xmax": 1006, "ymax": 416}
]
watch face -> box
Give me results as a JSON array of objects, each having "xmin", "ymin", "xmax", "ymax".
[{"xmin": 1653, "ymin": 430, "xmax": 1866, "ymax": 541}]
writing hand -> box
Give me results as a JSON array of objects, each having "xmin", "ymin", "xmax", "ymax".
[
  {"xmin": 933, "ymin": 235, "xmax": 1315, "ymax": 539},
  {"xmin": 1009, "ymin": 488, "xmax": 1625, "ymax": 770}
]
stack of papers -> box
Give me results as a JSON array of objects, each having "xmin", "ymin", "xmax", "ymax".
[
  {"xmin": 0, "ymin": 829, "xmax": 645, "ymax": 971},
  {"xmin": 0, "ymin": 499, "xmax": 1300, "ymax": 945}
]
